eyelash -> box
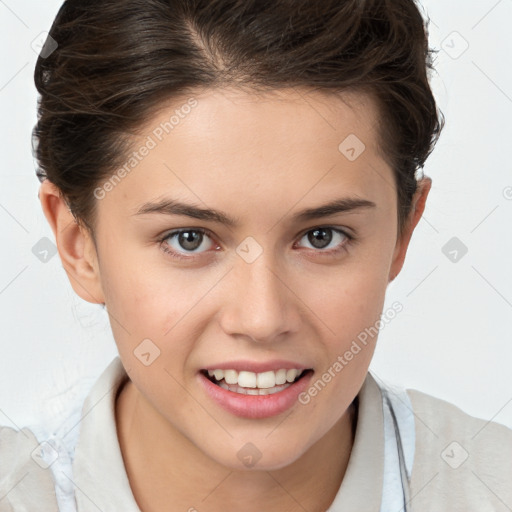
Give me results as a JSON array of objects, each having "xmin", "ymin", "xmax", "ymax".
[{"xmin": 158, "ymin": 226, "xmax": 355, "ymax": 261}]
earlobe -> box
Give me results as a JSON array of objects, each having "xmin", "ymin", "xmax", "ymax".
[
  {"xmin": 38, "ymin": 179, "xmax": 105, "ymax": 305},
  {"xmin": 388, "ymin": 177, "xmax": 432, "ymax": 283}
]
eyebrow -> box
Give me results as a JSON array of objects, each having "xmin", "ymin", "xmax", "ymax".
[{"xmin": 133, "ymin": 196, "xmax": 376, "ymax": 227}]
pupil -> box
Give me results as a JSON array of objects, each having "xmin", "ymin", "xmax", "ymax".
[
  {"xmin": 309, "ymin": 228, "xmax": 332, "ymax": 249},
  {"xmin": 179, "ymin": 231, "xmax": 202, "ymax": 251}
]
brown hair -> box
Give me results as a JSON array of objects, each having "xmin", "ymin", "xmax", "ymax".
[{"xmin": 33, "ymin": 0, "xmax": 444, "ymax": 239}]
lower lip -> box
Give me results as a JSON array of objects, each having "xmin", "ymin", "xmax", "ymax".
[{"xmin": 198, "ymin": 371, "xmax": 313, "ymax": 419}]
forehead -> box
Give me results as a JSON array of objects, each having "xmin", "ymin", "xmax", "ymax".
[
  {"xmin": 143, "ymin": 86, "xmax": 383, "ymax": 158},
  {"xmin": 100, "ymin": 86, "xmax": 394, "ymax": 221}
]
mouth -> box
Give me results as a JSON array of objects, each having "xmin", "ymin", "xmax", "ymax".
[{"xmin": 200, "ymin": 368, "xmax": 314, "ymax": 396}]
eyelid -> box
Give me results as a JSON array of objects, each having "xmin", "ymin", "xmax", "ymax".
[
  {"xmin": 293, "ymin": 226, "xmax": 353, "ymax": 254},
  {"xmin": 295, "ymin": 225, "xmax": 353, "ymax": 241},
  {"xmin": 158, "ymin": 227, "xmax": 219, "ymax": 259},
  {"xmin": 159, "ymin": 225, "xmax": 354, "ymax": 259}
]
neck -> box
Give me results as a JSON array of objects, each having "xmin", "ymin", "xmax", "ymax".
[{"xmin": 116, "ymin": 379, "xmax": 358, "ymax": 512}]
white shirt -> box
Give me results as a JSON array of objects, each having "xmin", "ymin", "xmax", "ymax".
[{"xmin": 1, "ymin": 356, "xmax": 511, "ymax": 511}]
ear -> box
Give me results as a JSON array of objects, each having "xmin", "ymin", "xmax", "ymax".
[
  {"xmin": 388, "ymin": 176, "xmax": 432, "ymax": 283},
  {"xmin": 38, "ymin": 179, "xmax": 105, "ymax": 304}
]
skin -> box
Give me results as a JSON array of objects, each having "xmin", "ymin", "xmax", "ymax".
[{"xmin": 39, "ymin": 86, "xmax": 431, "ymax": 512}]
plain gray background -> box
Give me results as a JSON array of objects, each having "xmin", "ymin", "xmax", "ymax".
[{"xmin": 0, "ymin": 1, "xmax": 511, "ymax": 431}]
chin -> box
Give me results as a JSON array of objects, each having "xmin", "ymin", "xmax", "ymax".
[{"xmin": 202, "ymin": 436, "xmax": 311, "ymax": 472}]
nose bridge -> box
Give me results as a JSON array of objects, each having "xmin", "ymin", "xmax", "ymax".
[{"xmin": 220, "ymin": 246, "xmax": 297, "ymax": 343}]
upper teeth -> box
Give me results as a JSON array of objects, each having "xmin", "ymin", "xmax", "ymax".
[{"xmin": 207, "ymin": 369, "xmax": 304, "ymax": 388}]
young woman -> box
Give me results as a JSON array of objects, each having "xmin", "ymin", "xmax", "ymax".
[{"xmin": 1, "ymin": 0, "xmax": 511, "ymax": 511}]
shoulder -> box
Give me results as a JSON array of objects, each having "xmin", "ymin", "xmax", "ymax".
[
  {"xmin": 0, "ymin": 425, "xmax": 59, "ymax": 511},
  {"xmin": 406, "ymin": 388, "xmax": 512, "ymax": 511},
  {"xmin": 0, "ymin": 361, "xmax": 120, "ymax": 511}
]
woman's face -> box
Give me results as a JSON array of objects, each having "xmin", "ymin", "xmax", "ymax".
[{"xmin": 85, "ymin": 87, "xmax": 414, "ymax": 469}]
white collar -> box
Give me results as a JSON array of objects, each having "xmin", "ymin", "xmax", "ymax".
[{"xmin": 63, "ymin": 357, "xmax": 414, "ymax": 511}]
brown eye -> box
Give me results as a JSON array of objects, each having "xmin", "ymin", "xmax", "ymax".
[
  {"xmin": 160, "ymin": 228, "xmax": 216, "ymax": 258},
  {"xmin": 296, "ymin": 227, "xmax": 351, "ymax": 254}
]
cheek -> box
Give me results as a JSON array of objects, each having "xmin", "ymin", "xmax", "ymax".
[
  {"xmin": 98, "ymin": 247, "xmax": 219, "ymax": 370},
  {"xmin": 99, "ymin": 220, "xmax": 393, "ymax": 362},
  {"xmin": 312, "ymin": 253, "xmax": 391, "ymax": 338},
  {"xmin": 296, "ymin": 265, "xmax": 388, "ymax": 432},
  {"xmin": 99, "ymin": 241, "xmax": 198, "ymax": 329}
]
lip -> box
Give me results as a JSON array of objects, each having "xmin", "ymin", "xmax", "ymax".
[
  {"xmin": 198, "ymin": 369, "xmax": 314, "ymax": 419},
  {"xmin": 202, "ymin": 359, "xmax": 310, "ymax": 373}
]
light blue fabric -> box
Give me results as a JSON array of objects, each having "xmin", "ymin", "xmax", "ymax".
[
  {"xmin": 28, "ymin": 375, "xmax": 94, "ymax": 512},
  {"xmin": 378, "ymin": 373, "xmax": 416, "ymax": 512}
]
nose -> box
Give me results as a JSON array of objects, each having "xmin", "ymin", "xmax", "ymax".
[{"xmin": 218, "ymin": 250, "xmax": 300, "ymax": 344}]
